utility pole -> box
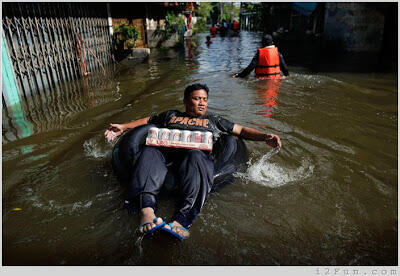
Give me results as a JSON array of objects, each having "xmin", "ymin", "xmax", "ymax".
[
  {"xmin": 239, "ymin": 2, "xmax": 242, "ymax": 21},
  {"xmin": 107, "ymin": 3, "xmax": 113, "ymax": 36},
  {"xmin": 220, "ymin": 2, "xmax": 223, "ymax": 22}
]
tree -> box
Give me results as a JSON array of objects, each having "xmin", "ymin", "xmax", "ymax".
[
  {"xmin": 240, "ymin": 3, "xmax": 263, "ymax": 31},
  {"xmin": 195, "ymin": 2, "xmax": 213, "ymax": 20},
  {"xmin": 217, "ymin": 2, "xmax": 240, "ymax": 22},
  {"xmin": 192, "ymin": 2, "xmax": 214, "ymax": 31}
]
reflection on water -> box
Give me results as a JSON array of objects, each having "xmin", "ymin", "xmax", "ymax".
[
  {"xmin": 2, "ymin": 31, "xmax": 397, "ymax": 265},
  {"xmin": 255, "ymin": 79, "xmax": 281, "ymax": 117},
  {"xmin": 3, "ymin": 64, "xmax": 119, "ymax": 144}
]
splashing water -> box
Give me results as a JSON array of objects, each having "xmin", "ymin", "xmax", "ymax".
[
  {"xmin": 236, "ymin": 149, "xmax": 314, "ymax": 188},
  {"xmin": 83, "ymin": 135, "xmax": 112, "ymax": 159},
  {"xmin": 135, "ymin": 234, "xmax": 144, "ymax": 257}
]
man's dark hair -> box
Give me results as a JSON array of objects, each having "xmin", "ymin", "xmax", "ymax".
[
  {"xmin": 262, "ymin": 34, "xmax": 273, "ymax": 47},
  {"xmin": 184, "ymin": 83, "xmax": 209, "ymax": 99}
]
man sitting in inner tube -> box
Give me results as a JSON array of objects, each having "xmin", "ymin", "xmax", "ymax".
[
  {"xmin": 104, "ymin": 83, "xmax": 282, "ymax": 240},
  {"xmin": 232, "ymin": 34, "xmax": 289, "ymax": 79}
]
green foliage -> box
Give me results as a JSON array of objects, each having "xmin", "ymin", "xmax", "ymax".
[
  {"xmin": 153, "ymin": 12, "xmax": 186, "ymax": 41},
  {"xmin": 195, "ymin": 2, "xmax": 213, "ymax": 19},
  {"xmin": 113, "ymin": 22, "xmax": 139, "ymax": 48},
  {"xmin": 240, "ymin": 3, "xmax": 264, "ymax": 31},
  {"xmin": 221, "ymin": 3, "xmax": 240, "ymax": 21},
  {"xmin": 211, "ymin": 2, "xmax": 240, "ymax": 22},
  {"xmin": 192, "ymin": 2, "xmax": 242, "ymax": 33},
  {"xmin": 125, "ymin": 40, "xmax": 136, "ymax": 49},
  {"xmin": 192, "ymin": 2, "xmax": 214, "ymax": 32}
]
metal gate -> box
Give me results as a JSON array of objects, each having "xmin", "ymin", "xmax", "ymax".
[{"xmin": 2, "ymin": 2, "xmax": 112, "ymax": 106}]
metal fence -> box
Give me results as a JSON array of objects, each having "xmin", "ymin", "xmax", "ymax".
[
  {"xmin": 2, "ymin": 2, "xmax": 112, "ymax": 106},
  {"xmin": 2, "ymin": 64, "xmax": 118, "ymax": 144}
]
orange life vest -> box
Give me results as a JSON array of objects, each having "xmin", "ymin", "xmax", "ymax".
[
  {"xmin": 210, "ymin": 26, "xmax": 217, "ymax": 35},
  {"xmin": 232, "ymin": 21, "xmax": 239, "ymax": 30},
  {"xmin": 255, "ymin": 47, "xmax": 281, "ymax": 79}
]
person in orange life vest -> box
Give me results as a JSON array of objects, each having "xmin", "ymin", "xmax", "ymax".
[
  {"xmin": 210, "ymin": 24, "xmax": 217, "ymax": 35},
  {"xmin": 104, "ymin": 83, "xmax": 282, "ymax": 240},
  {"xmin": 232, "ymin": 34, "xmax": 289, "ymax": 79},
  {"xmin": 232, "ymin": 20, "xmax": 239, "ymax": 31}
]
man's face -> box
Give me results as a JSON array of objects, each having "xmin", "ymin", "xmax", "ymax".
[{"xmin": 184, "ymin": 89, "xmax": 208, "ymax": 117}]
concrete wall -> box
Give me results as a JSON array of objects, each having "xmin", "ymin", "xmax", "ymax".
[
  {"xmin": 146, "ymin": 18, "xmax": 163, "ymax": 48},
  {"xmin": 324, "ymin": 3, "xmax": 384, "ymax": 52}
]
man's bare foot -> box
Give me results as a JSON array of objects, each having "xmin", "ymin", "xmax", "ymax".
[
  {"xmin": 163, "ymin": 221, "xmax": 190, "ymax": 239},
  {"xmin": 139, "ymin": 207, "xmax": 163, "ymax": 234}
]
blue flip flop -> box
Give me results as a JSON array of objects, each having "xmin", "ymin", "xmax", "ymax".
[
  {"xmin": 161, "ymin": 222, "xmax": 189, "ymax": 241},
  {"xmin": 139, "ymin": 217, "xmax": 166, "ymax": 236}
]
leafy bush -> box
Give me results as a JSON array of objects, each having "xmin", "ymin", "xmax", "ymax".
[{"xmin": 113, "ymin": 22, "xmax": 140, "ymax": 48}]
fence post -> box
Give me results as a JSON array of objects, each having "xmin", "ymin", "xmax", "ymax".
[
  {"xmin": 2, "ymin": 34, "xmax": 33, "ymax": 139},
  {"xmin": 2, "ymin": 34, "xmax": 20, "ymax": 107}
]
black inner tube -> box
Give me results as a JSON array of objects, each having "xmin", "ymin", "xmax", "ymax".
[{"xmin": 111, "ymin": 124, "xmax": 248, "ymax": 192}]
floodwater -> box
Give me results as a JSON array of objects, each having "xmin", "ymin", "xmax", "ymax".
[{"xmin": 2, "ymin": 31, "xmax": 398, "ymax": 265}]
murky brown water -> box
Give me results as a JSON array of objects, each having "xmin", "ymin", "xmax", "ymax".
[{"xmin": 2, "ymin": 31, "xmax": 397, "ymax": 265}]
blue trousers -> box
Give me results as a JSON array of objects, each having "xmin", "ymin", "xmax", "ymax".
[{"xmin": 126, "ymin": 146, "xmax": 214, "ymax": 228}]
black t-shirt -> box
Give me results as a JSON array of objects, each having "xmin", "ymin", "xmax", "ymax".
[{"xmin": 148, "ymin": 110, "xmax": 235, "ymax": 141}]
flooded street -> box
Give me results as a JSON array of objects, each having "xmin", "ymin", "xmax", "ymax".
[{"xmin": 2, "ymin": 31, "xmax": 397, "ymax": 265}]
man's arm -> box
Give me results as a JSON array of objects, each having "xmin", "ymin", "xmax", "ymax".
[
  {"xmin": 121, "ymin": 117, "xmax": 150, "ymax": 130},
  {"xmin": 104, "ymin": 117, "xmax": 150, "ymax": 142},
  {"xmin": 232, "ymin": 124, "xmax": 282, "ymax": 150},
  {"xmin": 279, "ymin": 53, "xmax": 289, "ymax": 76},
  {"xmin": 232, "ymin": 51, "xmax": 259, "ymax": 78}
]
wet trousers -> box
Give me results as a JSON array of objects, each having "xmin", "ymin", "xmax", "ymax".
[{"xmin": 126, "ymin": 146, "xmax": 214, "ymax": 228}]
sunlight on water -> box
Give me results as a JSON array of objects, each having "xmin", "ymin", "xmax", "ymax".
[{"xmin": 236, "ymin": 149, "xmax": 314, "ymax": 188}]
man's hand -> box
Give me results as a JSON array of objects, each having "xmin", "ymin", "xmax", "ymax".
[
  {"xmin": 104, "ymin": 123, "xmax": 125, "ymax": 142},
  {"xmin": 266, "ymin": 134, "xmax": 282, "ymax": 151},
  {"xmin": 232, "ymin": 124, "xmax": 282, "ymax": 151},
  {"xmin": 231, "ymin": 73, "xmax": 238, "ymax": 78}
]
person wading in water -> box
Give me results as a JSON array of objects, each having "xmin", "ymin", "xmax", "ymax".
[
  {"xmin": 105, "ymin": 83, "xmax": 282, "ymax": 240},
  {"xmin": 232, "ymin": 34, "xmax": 289, "ymax": 79}
]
